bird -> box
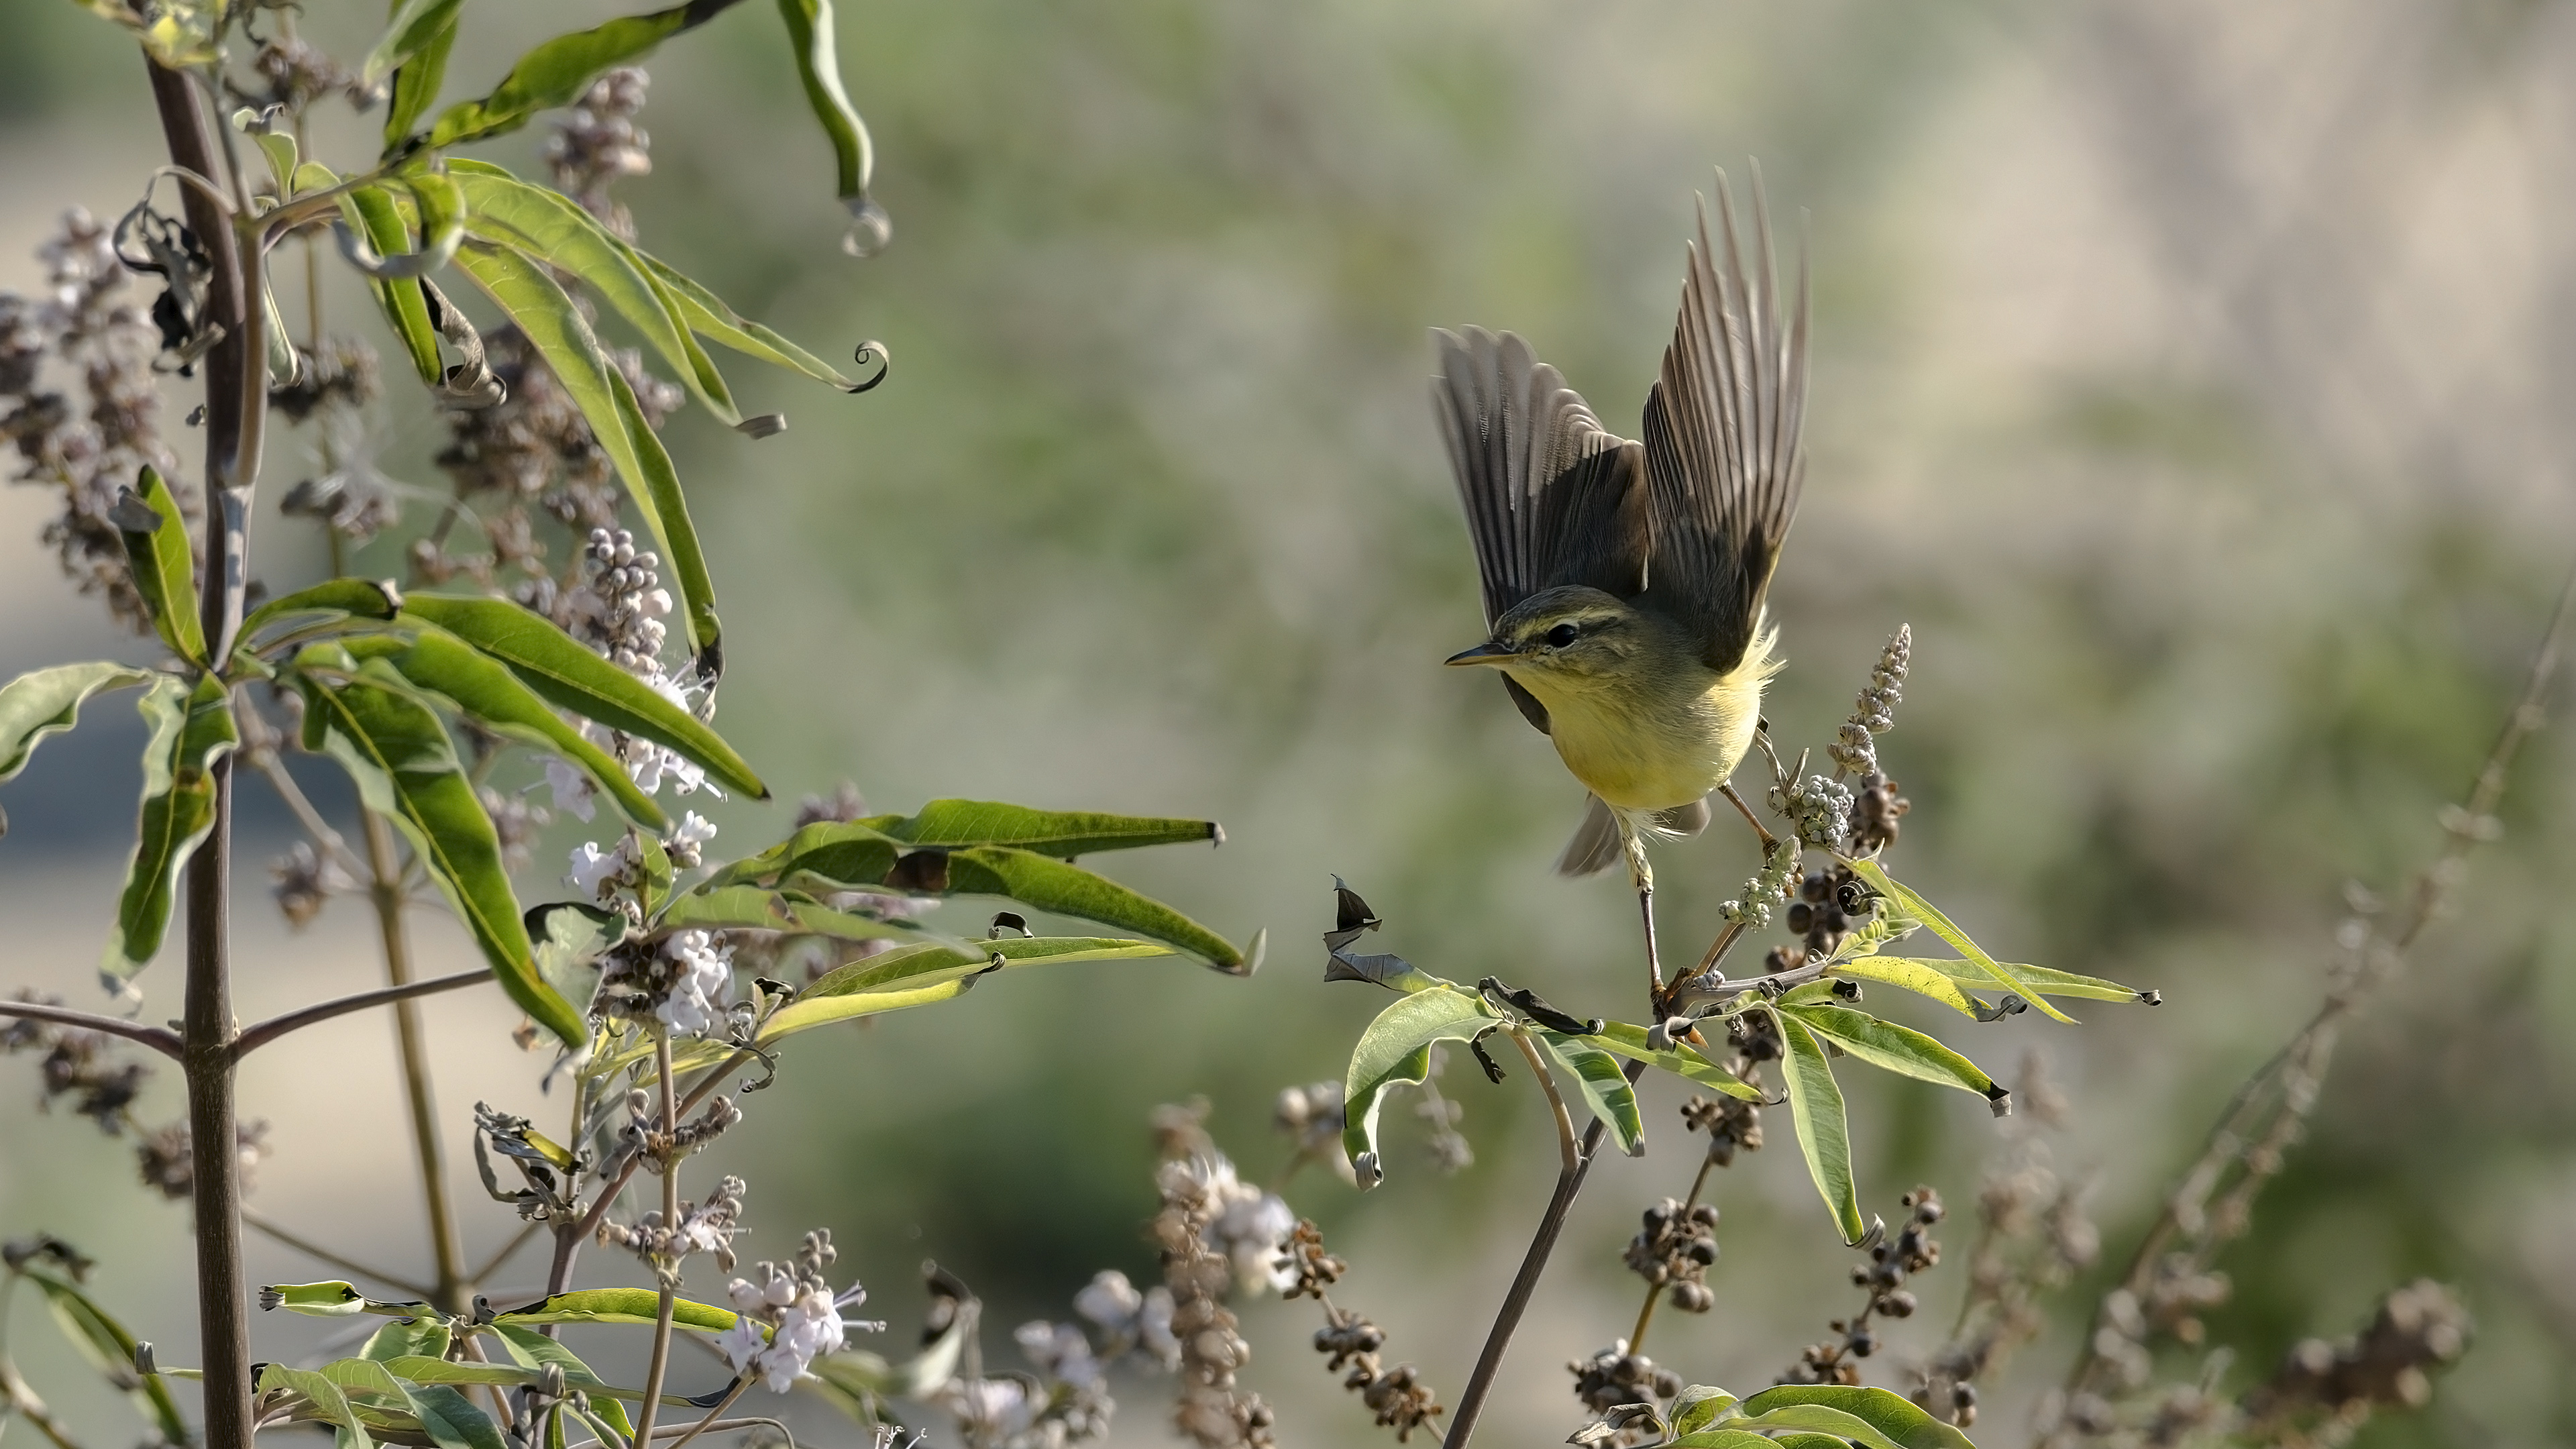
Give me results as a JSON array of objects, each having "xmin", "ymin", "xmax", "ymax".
[{"xmin": 1432, "ymin": 167, "xmax": 1807, "ymax": 987}]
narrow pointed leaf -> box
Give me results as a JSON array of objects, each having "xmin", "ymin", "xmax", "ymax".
[
  {"xmin": 372, "ymin": 622, "xmax": 667, "ymax": 829},
  {"xmin": 1780, "ymin": 1003, "xmax": 2007, "ymax": 1111},
  {"xmin": 757, "ymin": 936, "xmax": 1179, "ymax": 1040},
  {"xmin": 450, "ymin": 244, "xmax": 722, "ymax": 662},
  {"xmin": 297, "ymin": 672, "xmax": 582, "ymax": 1046},
  {"xmin": 941, "ymin": 847, "xmax": 1245, "ymax": 968},
  {"xmin": 1710, "ymin": 1404, "xmax": 1904, "ymax": 1449},
  {"xmin": 1341, "ymin": 985, "xmax": 1493, "ymax": 1187},
  {"xmin": 636, "ymin": 252, "xmax": 866, "ymax": 388},
  {"xmin": 444, "ymin": 160, "xmax": 738, "ymax": 423},
  {"xmin": 423, "ymin": 0, "xmax": 753, "ymax": 149},
  {"xmin": 695, "ymin": 818, "xmax": 898, "ymax": 890},
  {"xmin": 1664, "ymin": 1435, "xmax": 1776, "ymax": 1448},
  {"xmin": 1583, "ymin": 1020, "xmax": 1761, "ymax": 1102},
  {"xmin": 116, "ymin": 465, "xmax": 204, "ymax": 664},
  {"xmin": 1915, "ymin": 957, "xmax": 2156, "ymax": 1005},
  {"xmin": 398, "ymin": 594, "xmax": 761, "ymax": 796},
  {"xmin": 488, "ymin": 1289, "xmax": 742, "ymax": 1332},
  {"xmin": 1734, "ymin": 1386, "xmax": 1978, "ymax": 1449},
  {"xmin": 406, "ymin": 171, "xmax": 466, "ymax": 274},
  {"xmin": 258, "ymin": 1365, "xmax": 374, "ymax": 1449},
  {"xmin": 376, "ymin": 1358, "xmax": 699, "ymax": 1411},
  {"xmin": 869, "ymin": 799, "xmax": 1222, "ymax": 857},
  {"xmin": 1825, "ymin": 956, "xmax": 1977, "ymax": 1018},
  {"xmin": 104, "ymin": 674, "xmax": 235, "ymax": 977},
  {"xmin": 407, "ymin": 1386, "xmax": 508, "ymax": 1449},
  {"xmin": 0, "ymin": 662, "xmax": 150, "ymax": 782},
  {"xmin": 243, "ymin": 578, "xmax": 405, "ymax": 642},
  {"xmin": 19, "ymin": 1267, "xmax": 191, "ymax": 1446},
  {"xmin": 774, "ymin": 0, "xmax": 872, "ymax": 204},
  {"xmin": 360, "ymin": 1318, "xmax": 451, "ymax": 1362},
  {"xmin": 1668, "ymin": 1387, "xmax": 1741, "ymax": 1436},
  {"xmin": 1774, "ymin": 1012, "xmax": 1868, "ymax": 1245},
  {"xmin": 1845, "ymin": 857, "xmax": 2073, "ymax": 1023},
  {"xmin": 341, "ymin": 184, "xmax": 443, "ymax": 386},
  {"xmin": 1535, "ymin": 1029, "xmax": 1644, "ymax": 1156},
  {"xmin": 653, "ymin": 885, "xmax": 930, "ymax": 946},
  {"xmin": 363, "ymin": 0, "xmax": 464, "ymax": 85},
  {"xmin": 260, "ymin": 1281, "xmax": 437, "ymax": 1320},
  {"xmin": 381, "ymin": 0, "xmax": 460, "ymax": 147}
]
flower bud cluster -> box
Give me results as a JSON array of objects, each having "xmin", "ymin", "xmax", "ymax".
[
  {"xmin": 544, "ymin": 69, "xmax": 654, "ymax": 240},
  {"xmin": 568, "ymin": 528, "xmax": 674, "ymax": 674},
  {"xmin": 718, "ymin": 1230, "xmax": 881, "ymax": 1393},
  {"xmin": 1784, "ymin": 867, "xmax": 1868, "ymax": 961},
  {"xmin": 1680, "ymin": 1093, "xmax": 1764, "ymax": 1166},
  {"xmin": 1828, "ymin": 625, "xmax": 1909, "ymax": 778},
  {"xmin": 1146, "ymin": 1128, "xmax": 1278, "ymax": 1448},
  {"xmin": 1309, "ymin": 1298, "xmax": 1441, "ymax": 1442},
  {"xmin": 2240, "ymin": 1279, "xmax": 2469, "ymax": 1430},
  {"xmin": 597, "ymin": 1173, "xmax": 745, "ymax": 1277},
  {"xmin": 1567, "ymin": 1343, "xmax": 1682, "ymax": 1416},
  {"xmin": 1276, "ymin": 1218, "xmax": 1345, "ymax": 1301},
  {"xmin": 1623, "ymin": 1199, "xmax": 1719, "ymax": 1312},
  {"xmin": 244, "ymin": 38, "xmax": 361, "ymax": 114},
  {"xmin": 1783, "ymin": 1188, "xmax": 1944, "ymax": 1387},
  {"xmin": 1718, "ymin": 837, "xmax": 1803, "ymax": 928},
  {"xmin": 1845, "ymin": 772, "xmax": 1910, "ymax": 853},
  {"xmin": 1771, "ymin": 774, "xmax": 1854, "ymax": 852}
]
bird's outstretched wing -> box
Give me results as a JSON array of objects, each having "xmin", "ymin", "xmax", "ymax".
[
  {"xmin": 1433, "ymin": 326, "xmax": 1650, "ymax": 628},
  {"xmin": 1640, "ymin": 168, "xmax": 1809, "ymax": 675}
]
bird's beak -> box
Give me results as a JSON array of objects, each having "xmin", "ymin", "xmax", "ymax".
[{"xmin": 1444, "ymin": 641, "xmax": 1517, "ymax": 667}]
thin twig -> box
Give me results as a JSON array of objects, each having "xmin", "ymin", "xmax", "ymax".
[
  {"xmin": 232, "ymin": 969, "xmax": 492, "ymax": 1056},
  {"xmin": 661, "ymin": 1377, "xmax": 752, "ymax": 1449},
  {"xmin": 0, "ymin": 999, "xmax": 181, "ymax": 1059},
  {"xmin": 1626, "ymin": 1151, "xmax": 1719, "ymax": 1357},
  {"xmin": 241, "ymin": 1210, "xmax": 435, "ymax": 1300},
  {"xmin": 1443, "ymin": 1113, "xmax": 1614, "ymax": 1449},
  {"xmin": 360, "ymin": 808, "xmax": 469, "ymax": 1309},
  {"xmin": 243, "ymin": 747, "xmax": 370, "ymax": 881},
  {"xmin": 1507, "ymin": 1028, "xmax": 1580, "ymax": 1175},
  {"xmin": 631, "ymin": 1031, "xmax": 683, "ymax": 1449}
]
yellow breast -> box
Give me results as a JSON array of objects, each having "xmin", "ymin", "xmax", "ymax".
[{"xmin": 1511, "ymin": 663, "xmax": 1768, "ymax": 812}]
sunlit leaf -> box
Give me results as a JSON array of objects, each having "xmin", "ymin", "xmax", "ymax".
[
  {"xmin": 1825, "ymin": 957, "xmax": 1976, "ymax": 1018},
  {"xmin": 1843, "ymin": 857, "xmax": 2072, "ymax": 1023},
  {"xmin": 260, "ymin": 1281, "xmax": 437, "ymax": 1320},
  {"xmin": 654, "ymin": 884, "xmax": 932, "ymax": 946},
  {"xmin": 1774, "ymin": 1012, "xmax": 1868, "ymax": 1245},
  {"xmin": 1534, "ymin": 1030, "xmax": 1643, "ymax": 1156},
  {"xmin": 1779, "ymin": 1003, "xmax": 2008, "ymax": 1114},
  {"xmin": 868, "ymin": 799, "xmax": 1222, "ymax": 857},
  {"xmin": 294, "ymin": 669, "xmax": 581, "ymax": 1047},
  {"xmin": 1341, "ymin": 985, "xmax": 1495, "ymax": 1187},
  {"xmin": 773, "ymin": 0, "xmax": 874, "ymax": 206},
  {"xmin": 1668, "ymin": 1387, "xmax": 1741, "ymax": 1436},
  {"xmin": 1662, "ymin": 1434, "xmax": 1776, "ymax": 1448},
  {"xmin": 360, "ymin": 1318, "xmax": 451, "ymax": 1362},
  {"xmin": 486, "ymin": 1289, "xmax": 741, "ymax": 1332},
  {"xmin": 1733, "ymin": 1385, "xmax": 1979, "ymax": 1449},
  {"xmin": 258, "ymin": 1364, "xmax": 374, "ymax": 1449},
  {"xmin": 339, "ymin": 184, "xmax": 443, "ymax": 386},
  {"xmin": 362, "ymin": 0, "xmax": 463, "ymax": 85},
  {"xmin": 1913, "ymin": 958, "xmax": 2158, "ymax": 1006},
  {"xmin": 115, "ymin": 465, "xmax": 204, "ymax": 665},
  {"xmin": 485, "ymin": 1325, "xmax": 634, "ymax": 1439},
  {"xmin": 407, "ymin": 170, "xmax": 466, "ymax": 274},
  {"xmin": 241, "ymin": 578, "xmax": 405, "ymax": 643},
  {"xmin": 1582, "ymin": 1020, "xmax": 1761, "ymax": 1102},
  {"xmin": 423, "ymin": 0, "xmax": 753, "ymax": 149},
  {"xmin": 447, "ymin": 245, "xmax": 724, "ymax": 663},
  {"xmin": 103, "ymin": 674, "xmax": 235, "ymax": 979},
  {"xmin": 757, "ymin": 936, "xmax": 1180, "ymax": 1040},
  {"xmin": 635, "ymin": 252, "xmax": 869, "ymax": 390},
  {"xmin": 18, "ymin": 1265, "xmax": 191, "ymax": 1446},
  {"xmin": 398, "ymin": 594, "xmax": 762, "ymax": 797},
  {"xmin": 527, "ymin": 901, "xmax": 625, "ymax": 1018},
  {"xmin": 0, "ymin": 661, "xmax": 150, "ymax": 783}
]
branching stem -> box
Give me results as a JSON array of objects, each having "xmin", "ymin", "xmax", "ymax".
[
  {"xmin": 241, "ymin": 1210, "xmax": 435, "ymax": 1300},
  {"xmin": 631, "ymin": 1031, "xmax": 684, "ymax": 1449},
  {"xmin": 362, "ymin": 808, "xmax": 468, "ymax": 1309},
  {"xmin": 1507, "ymin": 1028, "xmax": 1580, "ymax": 1175},
  {"xmin": 233, "ymin": 969, "xmax": 492, "ymax": 1056},
  {"xmin": 0, "ymin": 999, "xmax": 180, "ymax": 1058}
]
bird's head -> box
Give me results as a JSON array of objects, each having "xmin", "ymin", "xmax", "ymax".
[{"xmin": 1445, "ymin": 586, "xmax": 1658, "ymax": 688}]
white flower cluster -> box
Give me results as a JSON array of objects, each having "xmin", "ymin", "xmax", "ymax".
[
  {"xmin": 1161, "ymin": 1155, "xmax": 1297, "ymax": 1295},
  {"xmin": 657, "ymin": 928, "xmax": 734, "ymax": 1036},
  {"xmin": 1073, "ymin": 1269, "xmax": 1179, "ymax": 1367},
  {"xmin": 563, "ymin": 812, "xmax": 714, "ymax": 900},
  {"xmin": 715, "ymin": 1245, "xmax": 879, "ymax": 1393}
]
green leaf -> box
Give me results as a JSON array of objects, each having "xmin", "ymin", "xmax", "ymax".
[
  {"xmin": 1341, "ymin": 985, "xmax": 1494, "ymax": 1187},
  {"xmin": 258, "ymin": 1364, "xmax": 374, "ymax": 1449},
  {"xmin": 1582, "ymin": 1020, "xmax": 1762, "ymax": 1102},
  {"xmin": 1714, "ymin": 1405, "xmax": 1905, "ymax": 1449},
  {"xmin": 297, "ymin": 671, "xmax": 581, "ymax": 1047},
  {"xmin": 1668, "ymin": 1387, "xmax": 1741, "ymax": 1436},
  {"xmin": 1780, "ymin": 1003, "xmax": 2008, "ymax": 1112},
  {"xmin": 407, "ymin": 170, "xmax": 466, "ymax": 274},
  {"xmin": 407, "ymin": 1386, "xmax": 508, "ymax": 1449},
  {"xmin": 1734, "ymin": 1386, "xmax": 1978, "ymax": 1449},
  {"xmin": 104, "ymin": 674, "xmax": 235, "ymax": 977},
  {"xmin": 1843, "ymin": 858, "xmax": 2073, "ymax": 1024},
  {"xmin": 488, "ymin": 1289, "xmax": 741, "ymax": 1332},
  {"xmin": 423, "ymin": 0, "xmax": 753, "ymax": 150},
  {"xmin": 527, "ymin": 900, "xmax": 625, "ymax": 1017},
  {"xmin": 234, "ymin": 109, "xmax": 300, "ymax": 197},
  {"xmin": 362, "ymin": 0, "xmax": 463, "ymax": 85},
  {"xmin": 757, "ymin": 936, "xmax": 1179, "ymax": 1040},
  {"xmin": 380, "ymin": 0, "xmax": 460, "ymax": 147},
  {"xmin": 443, "ymin": 160, "xmax": 738, "ymax": 423},
  {"xmin": 1535, "ymin": 1029, "xmax": 1644, "ymax": 1156},
  {"xmin": 773, "ymin": 0, "xmax": 872, "ymax": 203},
  {"xmin": 696, "ymin": 818, "xmax": 898, "ymax": 890},
  {"xmin": 260, "ymin": 1281, "xmax": 437, "ymax": 1320},
  {"xmin": 398, "ymin": 594, "xmax": 762, "ymax": 797},
  {"xmin": 375, "ymin": 621, "xmax": 668, "ymax": 829},
  {"xmin": 341, "ymin": 184, "xmax": 443, "ymax": 386},
  {"xmin": 1774, "ymin": 1012, "xmax": 1868, "ymax": 1245},
  {"xmin": 19, "ymin": 1266, "xmax": 191, "ymax": 1446},
  {"xmin": 1915, "ymin": 958, "xmax": 2157, "ymax": 1006},
  {"xmin": 1663, "ymin": 1434, "xmax": 1778, "ymax": 1448},
  {"xmin": 636, "ymin": 252, "xmax": 869, "ymax": 389},
  {"xmin": 241, "ymin": 578, "xmax": 405, "ymax": 643},
  {"xmin": 869, "ymin": 799, "xmax": 1222, "ymax": 857},
  {"xmin": 378, "ymin": 1357, "xmax": 695, "ymax": 1411},
  {"xmin": 940, "ymin": 847, "xmax": 1248, "ymax": 969},
  {"xmin": 1825, "ymin": 957, "xmax": 1976, "ymax": 1018},
  {"xmin": 0, "ymin": 661, "xmax": 150, "ymax": 782},
  {"xmin": 654, "ymin": 884, "xmax": 930, "ymax": 945},
  {"xmin": 115, "ymin": 464, "xmax": 204, "ymax": 665},
  {"xmin": 360, "ymin": 1318, "xmax": 451, "ymax": 1362},
  {"xmin": 444, "ymin": 243, "xmax": 725, "ymax": 664},
  {"xmin": 486, "ymin": 1325, "xmax": 634, "ymax": 1439}
]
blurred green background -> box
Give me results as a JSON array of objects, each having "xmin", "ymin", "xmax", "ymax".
[{"xmin": 5, "ymin": 0, "xmax": 2575, "ymax": 1445}]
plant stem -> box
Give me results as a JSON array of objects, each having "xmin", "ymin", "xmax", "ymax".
[
  {"xmin": 631, "ymin": 1032, "xmax": 683, "ymax": 1449},
  {"xmin": 148, "ymin": 54, "xmax": 257, "ymax": 1449},
  {"xmin": 362, "ymin": 808, "xmax": 468, "ymax": 1309},
  {"xmin": 660, "ymin": 1377, "xmax": 751, "ymax": 1449},
  {"xmin": 232, "ymin": 968, "xmax": 492, "ymax": 1056},
  {"xmin": 241, "ymin": 1210, "xmax": 436, "ymax": 1300},
  {"xmin": 0, "ymin": 1000, "xmax": 180, "ymax": 1058},
  {"xmin": 1507, "ymin": 1028, "xmax": 1580, "ymax": 1175},
  {"xmin": 1442, "ymin": 1111, "xmax": 1612, "ymax": 1449}
]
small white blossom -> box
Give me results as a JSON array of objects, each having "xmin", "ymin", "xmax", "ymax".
[
  {"xmin": 656, "ymin": 929, "xmax": 733, "ymax": 1036},
  {"xmin": 566, "ymin": 841, "xmax": 621, "ymax": 898},
  {"xmin": 545, "ymin": 756, "xmax": 598, "ymax": 822}
]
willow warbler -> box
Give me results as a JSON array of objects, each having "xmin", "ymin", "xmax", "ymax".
[{"xmin": 1434, "ymin": 169, "xmax": 1806, "ymax": 974}]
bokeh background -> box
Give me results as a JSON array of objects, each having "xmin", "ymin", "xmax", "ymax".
[{"xmin": 5, "ymin": 0, "xmax": 2576, "ymax": 1444}]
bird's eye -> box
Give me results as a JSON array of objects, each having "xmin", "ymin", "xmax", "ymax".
[{"xmin": 1545, "ymin": 623, "xmax": 1580, "ymax": 648}]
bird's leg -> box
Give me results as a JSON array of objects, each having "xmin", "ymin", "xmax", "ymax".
[
  {"xmin": 1719, "ymin": 782, "xmax": 1778, "ymax": 850},
  {"xmin": 1627, "ymin": 827, "xmax": 1664, "ymax": 995}
]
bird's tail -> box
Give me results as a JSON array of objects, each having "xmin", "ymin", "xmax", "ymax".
[{"xmin": 1554, "ymin": 794, "xmax": 1711, "ymax": 877}]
